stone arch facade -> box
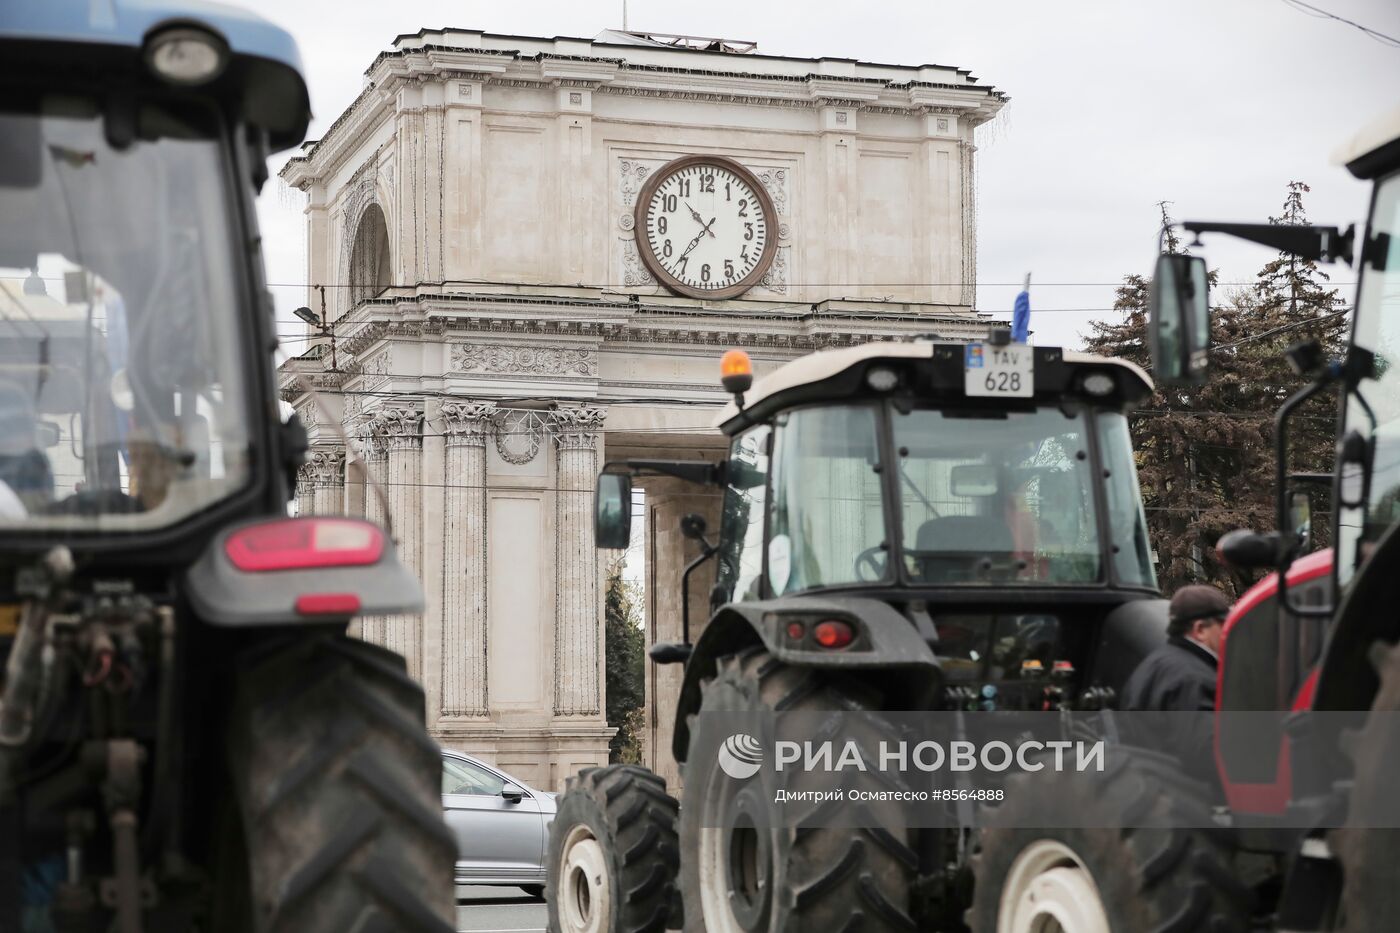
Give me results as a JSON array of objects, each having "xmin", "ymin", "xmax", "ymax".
[{"xmin": 347, "ymin": 203, "xmax": 392, "ymax": 312}]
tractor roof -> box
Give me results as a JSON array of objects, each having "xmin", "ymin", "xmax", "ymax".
[
  {"xmin": 713, "ymin": 341, "xmax": 1153, "ymax": 432},
  {"xmin": 0, "ymin": 0, "xmax": 309, "ymax": 152},
  {"xmin": 1332, "ymin": 104, "xmax": 1400, "ymax": 181}
]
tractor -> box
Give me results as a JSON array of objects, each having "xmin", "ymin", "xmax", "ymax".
[
  {"xmin": 0, "ymin": 3, "xmax": 455, "ymax": 931},
  {"xmin": 544, "ymin": 333, "xmax": 1186, "ymax": 932}
]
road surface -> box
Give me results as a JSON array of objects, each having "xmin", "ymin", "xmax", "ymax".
[{"xmin": 456, "ymin": 884, "xmax": 546, "ymax": 933}]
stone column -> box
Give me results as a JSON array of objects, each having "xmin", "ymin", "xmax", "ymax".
[
  {"xmin": 549, "ymin": 406, "xmax": 607, "ymax": 717},
  {"xmin": 310, "ymin": 449, "xmax": 346, "ymax": 516},
  {"xmin": 439, "ymin": 401, "xmax": 494, "ymax": 717},
  {"xmin": 381, "ymin": 405, "xmax": 425, "ymax": 681},
  {"xmin": 357, "ymin": 416, "xmax": 390, "ymax": 646},
  {"xmin": 295, "ymin": 461, "xmax": 315, "ymax": 517}
]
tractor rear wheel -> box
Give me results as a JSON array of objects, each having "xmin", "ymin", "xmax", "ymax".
[
  {"xmin": 969, "ymin": 748, "xmax": 1249, "ymax": 933},
  {"xmin": 221, "ymin": 633, "xmax": 457, "ymax": 933},
  {"xmin": 679, "ymin": 647, "xmax": 916, "ymax": 933},
  {"xmin": 545, "ymin": 764, "xmax": 680, "ymax": 933},
  {"xmin": 1331, "ymin": 640, "xmax": 1400, "ymax": 932}
]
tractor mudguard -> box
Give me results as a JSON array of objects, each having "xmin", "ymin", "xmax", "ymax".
[
  {"xmin": 672, "ymin": 595, "xmax": 938, "ymax": 763},
  {"xmin": 1091, "ymin": 597, "xmax": 1170, "ymax": 695}
]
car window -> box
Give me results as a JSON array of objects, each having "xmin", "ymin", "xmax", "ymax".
[{"xmin": 442, "ymin": 757, "xmax": 508, "ymax": 796}]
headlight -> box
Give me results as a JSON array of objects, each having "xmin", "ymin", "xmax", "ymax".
[{"xmin": 145, "ymin": 27, "xmax": 229, "ymax": 86}]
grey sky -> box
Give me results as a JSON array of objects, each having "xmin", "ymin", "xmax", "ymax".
[{"xmin": 246, "ymin": 0, "xmax": 1400, "ymax": 352}]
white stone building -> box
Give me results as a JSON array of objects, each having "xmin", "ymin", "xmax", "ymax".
[{"xmin": 278, "ymin": 28, "xmax": 1005, "ymax": 790}]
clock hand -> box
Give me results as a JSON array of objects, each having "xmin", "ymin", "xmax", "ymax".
[
  {"xmin": 685, "ymin": 202, "xmax": 706, "ymax": 227},
  {"xmin": 700, "ymin": 216, "xmax": 717, "ymax": 238},
  {"xmin": 679, "ymin": 231, "xmax": 705, "ymax": 259}
]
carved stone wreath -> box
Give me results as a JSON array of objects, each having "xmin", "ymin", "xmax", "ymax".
[{"xmin": 493, "ymin": 409, "xmax": 544, "ymax": 465}]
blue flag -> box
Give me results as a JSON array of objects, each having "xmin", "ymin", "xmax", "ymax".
[{"xmin": 1011, "ymin": 289, "xmax": 1031, "ymax": 343}]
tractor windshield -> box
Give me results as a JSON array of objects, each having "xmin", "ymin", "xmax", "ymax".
[
  {"xmin": 895, "ymin": 405, "xmax": 1121, "ymax": 586},
  {"xmin": 714, "ymin": 397, "xmax": 1155, "ymax": 602},
  {"xmin": 0, "ymin": 92, "xmax": 252, "ymax": 533},
  {"xmin": 1340, "ymin": 170, "xmax": 1400, "ymax": 583}
]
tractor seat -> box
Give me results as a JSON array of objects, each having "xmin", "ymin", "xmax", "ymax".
[{"xmin": 913, "ymin": 515, "xmax": 1014, "ymax": 583}]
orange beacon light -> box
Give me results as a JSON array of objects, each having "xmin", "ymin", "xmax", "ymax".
[{"xmin": 720, "ymin": 349, "xmax": 753, "ymax": 396}]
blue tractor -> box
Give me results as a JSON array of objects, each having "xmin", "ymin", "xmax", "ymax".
[{"xmin": 0, "ymin": 3, "xmax": 455, "ymax": 930}]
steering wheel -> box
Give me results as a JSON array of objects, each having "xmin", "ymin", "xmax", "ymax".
[{"xmin": 855, "ymin": 546, "xmax": 889, "ymax": 582}]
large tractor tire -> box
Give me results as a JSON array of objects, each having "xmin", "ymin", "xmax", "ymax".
[
  {"xmin": 1331, "ymin": 640, "xmax": 1400, "ymax": 932},
  {"xmin": 222, "ymin": 633, "xmax": 457, "ymax": 933},
  {"xmin": 545, "ymin": 764, "xmax": 680, "ymax": 933},
  {"xmin": 969, "ymin": 748, "xmax": 1249, "ymax": 933},
  {"xmin": 679, "ymin": 646, "xmax": 917, "ymax": 933}
]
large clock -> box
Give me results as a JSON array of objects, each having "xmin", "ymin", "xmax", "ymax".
[{"xmin": 634, "ymin": 155, "xmax": 777, "ymax": 300}]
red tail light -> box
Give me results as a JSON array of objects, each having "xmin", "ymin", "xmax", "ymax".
[
  {"xmin": 224, "ymin": 518, "xmax": 384, "ymax": 572},
  {"xmin": 813, "ymin": 620, "xmax": 855, "ymax": 650}
]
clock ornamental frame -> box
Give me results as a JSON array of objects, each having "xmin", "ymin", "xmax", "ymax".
[{"xmin": 632, "ymin": 154, "xmax": 779, "ymax": 300}]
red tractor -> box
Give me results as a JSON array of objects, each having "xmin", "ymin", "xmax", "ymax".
[{"xmin": 1129, "ymin": 106, "xmax": 1400, "ymax": 931}]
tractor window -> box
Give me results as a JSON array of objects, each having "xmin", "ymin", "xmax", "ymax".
[
  {"xmin": 714, "ymin": 424, "xmax": 770, "ymax": 603},
  {"xmin": 892, "ymin": 406, "xmax": 1101, "ymax": 585},
  {"xmin": 767, "ymin": 405, "xmax": 887, "ymax": 594},
  {"xmin": 1341, "ymin": 170, "xmax": 1400, "ymax": 584},
  {"xmin": 0, "ymin": 94, "xmax": 252, "ymax": 532},
  {"xmin": 1097, "ymin": 413, "xmax": 1157, "ymax": 587}
]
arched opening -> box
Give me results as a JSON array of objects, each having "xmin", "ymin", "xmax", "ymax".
[{"xmin": 348, "ymin": 203, "xmax": 391, "ymax": 310}]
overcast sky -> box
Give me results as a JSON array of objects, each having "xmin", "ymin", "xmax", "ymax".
[{"xmin": 245, "ymin": 0, "xmax": 1400, "ymax": 351}]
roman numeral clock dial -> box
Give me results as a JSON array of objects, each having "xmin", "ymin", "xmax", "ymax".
[{"xmin": 634, "ymin": 155, "xmax": 778, "ymax": 300}]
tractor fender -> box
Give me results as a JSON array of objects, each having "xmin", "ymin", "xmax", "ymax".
[
  {"xmin": 672, "ymin": 595, "xmax": 938, "ymax": 763},
  {"xmin": 1091, "ymin": 597, "xmax": 1171, "ymax": 695}
]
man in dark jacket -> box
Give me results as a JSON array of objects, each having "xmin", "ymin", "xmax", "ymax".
[{"xmin": 1121, "ymin": 585, "xmax": 1230, "ymax": 784}]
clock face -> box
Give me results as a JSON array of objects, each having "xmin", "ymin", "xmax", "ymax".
[{"xmin": 634, "ymin": 156, "xmax": 777, "ymax": 300}]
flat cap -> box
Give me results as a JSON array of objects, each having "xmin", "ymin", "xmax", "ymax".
[{"xmin": 1169, "ymin": 584, "xmax": 1231, "ymax": 625}]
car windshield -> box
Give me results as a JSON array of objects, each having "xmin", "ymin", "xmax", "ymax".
[
  {"xmin": 0, "ymin": 93, "xmax": 251, "ymax": 533},
  {"xmin": 892, "ymin": 405, "xmax": 1105, "ymax": 585}
]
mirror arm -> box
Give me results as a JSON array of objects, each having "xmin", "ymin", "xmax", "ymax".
[
  {"xmin": 1181, "ymin": 221, "xmax": 1354, "ymax": 265},
  {"xmin": 679, "ymin": 539, "xmax": 718, "ymax": 647},
  {"xmin": 1274, "ymin": 374, "xmax": 1336, "ymax": 619}
]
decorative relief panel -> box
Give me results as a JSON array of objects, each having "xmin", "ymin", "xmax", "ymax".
[
  {"xmin": 452, "ymin": 343, "xmax": 597, "ymax": 377},
  {"xmin": 620, "ymin": 238, "xmax": 656, "ymax": 287},
  {"xmin": 754, "ymin": 166, "xmax": 790, "ymax": 216},
  {"xmin": 761, "ymin": 246, "xmax": 790, "ymax": 295}
]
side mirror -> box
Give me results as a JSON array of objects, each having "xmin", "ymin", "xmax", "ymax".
[
  {"xmin": 500, "ymin": 781, "xmax": 525, "ymax": 804},
  {"xmin": 1287, "ymin": 490, "xmax": 1313, "ymax": 553},
  {"xmin": 1215, "ymin": 528, "xmax": 1283, "ymax": 570},
  {"xmin": 680, "ymin": 512, "xmax": 708, "ymax": 541},
  {"xmin": 595, "ymin": 473, "xmax": 632, "ymax": 549},
  {"xmin": 35, "ymin": 421, "xmax": 61, "ymax": 449},
  {"xmin": 1149, "ymin": 253, "xmax": 1210, "ymax": 386}
]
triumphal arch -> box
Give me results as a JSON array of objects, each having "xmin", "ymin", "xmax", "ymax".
[{"xmin": 278, "ymin": 28, "xmax": 1004, "ymax": 789}]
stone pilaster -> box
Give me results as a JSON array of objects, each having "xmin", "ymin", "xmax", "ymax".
[
  {"xmin": 549, "ymin": 406, "xmax": 607, "ymax": 716},
  {"xmin": 440, "ymin": 400, "xmax": 494, "ymax": 717},
  {"xmin": 357, "ymin": 416, "xmax": 390, "ymax": 646},
  {"xmin": 381, "ymin": 405, "xmax": 425, "ymax": 681},
  {"xmin": 310, "ymin": 448, "xmax": 346, "ymax": 516}
]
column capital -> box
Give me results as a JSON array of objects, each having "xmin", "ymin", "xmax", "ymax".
[
  {"xmin": 441, "ymin": 400, "xmax": 496, "ymax": 447},
  {"xmin": 307, "ymin": 448, "xmax": 346, "ymax": 488},
  {"xmin": 548, "ymin": 406, "xmax": 607, "ymax": 452},
  {"xmin": 378, "ymin": 404, "xmax": 425, "ymax": 451}
]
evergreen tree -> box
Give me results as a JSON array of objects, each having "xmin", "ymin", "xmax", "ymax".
[
  {"xmin": 604, "ymin": 568, "xmax": 646, "ymax": 763},
  {"xmin": 1084, "ymin": 187, "xmax": 1347, "ymax": 595}
]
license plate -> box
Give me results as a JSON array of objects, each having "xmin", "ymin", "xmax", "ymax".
[{"xmin": 964, "ymin": 343, "xmax": 1033, "ymax": 398}]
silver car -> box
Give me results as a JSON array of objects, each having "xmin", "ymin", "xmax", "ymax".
[{"xmin": 442, "ymin": 751, "xmax": 558, "ymax": 897}]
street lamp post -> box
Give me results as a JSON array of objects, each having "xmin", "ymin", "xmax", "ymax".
[{"xmin": 293, "ymin": 284, "xmax": 337, "ymax": 371}]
